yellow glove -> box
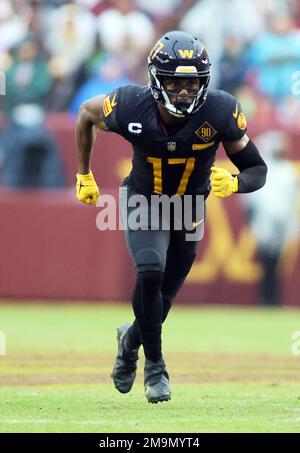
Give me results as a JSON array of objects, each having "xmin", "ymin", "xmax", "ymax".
[
  {"xmin": 210, "ymin": 166, "xmax": 238, "ymax": 198},
  {"xmin": 76, "ymin": 171, "xmax": 100, "ymax": 205}
]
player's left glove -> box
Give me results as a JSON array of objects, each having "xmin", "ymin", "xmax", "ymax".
[{"xmin": 210, "ymin": 166, "xmax": 238, "ymax": 198}]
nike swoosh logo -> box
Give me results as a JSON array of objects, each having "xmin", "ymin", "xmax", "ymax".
[
  {"xmin": 192, "ymin": 141, "xmax": 215, "ymax": 151},
  {"xmin": 111, "ymin": 94, "xmax": 117, "ymax": 108},
  {"xmin": 192, "ymin": 218, "xmax": 204, "ymax": 228},
  {"xmin": 233, "ymin": 104, "xmax": 238, "ymax": 119}
]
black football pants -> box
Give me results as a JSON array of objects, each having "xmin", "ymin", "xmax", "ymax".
[{"xmin": 120, "ymin": 187, "xmax": 202, "ymax": 362}]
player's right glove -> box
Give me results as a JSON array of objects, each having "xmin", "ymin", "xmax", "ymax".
[{"xmin": 76, "ymin": 171, "xmax": 100, "ymax": 205}]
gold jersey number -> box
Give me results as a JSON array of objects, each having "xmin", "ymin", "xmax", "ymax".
[{"xmin": 147, "ymin": 157, "xmax": 196, "ymax": 195}]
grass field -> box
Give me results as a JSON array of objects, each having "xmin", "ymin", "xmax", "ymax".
[{"xmin": 0, "ymin": 302, "xmax": 300, "ymax": 433}]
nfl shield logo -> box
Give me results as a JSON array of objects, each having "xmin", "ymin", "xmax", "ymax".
[{"xmin": 167, "ymin": 142, "xmax": 176, "ymax": 151}]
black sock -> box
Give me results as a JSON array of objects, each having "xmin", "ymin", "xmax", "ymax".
[{"xmin": 126, "ymin": 295, "xmax": 172, "ymax": 351}]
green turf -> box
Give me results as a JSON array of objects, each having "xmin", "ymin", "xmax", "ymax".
[{"xmin": 0, "ymin": 303, "xmax": 300, "ymax": 433}]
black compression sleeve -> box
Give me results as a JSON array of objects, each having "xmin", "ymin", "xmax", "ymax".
[{"xmin": 228, "ymin": 140, "xmax": 267, "ymax": 193}]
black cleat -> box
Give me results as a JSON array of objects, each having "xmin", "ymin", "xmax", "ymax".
[
  {"xmin": 144, "ymin": 358, "xmax": 171, "ymax": 403},
  {"xmin": 111, "ymin": 323, "xmax": 139, "ymax": 394}
]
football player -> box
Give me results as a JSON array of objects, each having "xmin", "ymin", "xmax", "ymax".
[{"xmin": 75, "ymin": 31, "xmax": 267, "ymax": 403}]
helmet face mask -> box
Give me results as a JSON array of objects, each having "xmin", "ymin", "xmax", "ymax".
[
  {"xmin": 148, "ymin": 31, "xmax": 211, "ymax": 118},
  {"xmin": 162, "ymin": 76, "xmax": 206, "ymax": 116}
]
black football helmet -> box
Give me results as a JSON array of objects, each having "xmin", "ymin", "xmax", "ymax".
[{"xmin": 148, "ymin": 31, "xmax": 211, "ymax": 117}]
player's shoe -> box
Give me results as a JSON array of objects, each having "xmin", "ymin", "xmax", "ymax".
[
  {"xmin": 144, "ymin": 357, "xmax": 171, "ymax": 403},
  {"xmin": 111, "ymin": 323, "xmax": 139, "ymax": 394}
]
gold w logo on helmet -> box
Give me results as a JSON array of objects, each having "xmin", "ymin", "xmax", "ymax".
[{"xmin": 178, "ymin": 49, "xmax": 194, "ymax": 59}]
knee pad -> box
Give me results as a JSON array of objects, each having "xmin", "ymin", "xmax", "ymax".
[
  {"xmin": 135, "ymin": 247, "xmax": 165, "ymax": 273},
  {"xmin": 136, "ymin": 270, "xmax": 164, "ymax": 289}
]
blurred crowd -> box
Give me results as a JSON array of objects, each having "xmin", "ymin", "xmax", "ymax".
[{"xmin": 1, "ymin": 0, "xmax": 300, "ymax": 116}]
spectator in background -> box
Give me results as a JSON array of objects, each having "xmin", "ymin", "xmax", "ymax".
[
  {"xmin": 96, "ymin": 0, "xmax": 155, "ymax": 79},
  {"xmin": 135, "ymin": 0, "xmax": 181, "ymax": 32},
  {"xmin": 45, "ymin": 2, "xmax": 97, "ymax": 71},
  {"xmin": 135, "ymin": 0, "xmax": 198, "ymax": 39},
  {"xmin": 0, "ymin": 104, "xmax": 65, "ymax": 188},
  {"xmin": 179, "ymin": 0, "xmax": 264, "ymax": 87},
  {"xmin": 4, "ymin": 36, "xmax": 53, "ymax": 114},
  {"xmin": 45, "ymin": 2, "xmax": 97, "ymax": 110},
  {"xmin": 0, "ymin": 12, "xmax": 66, "ymax": 188},
  {"xmin": 97, "ymin": 0, "xmax": 155, "ymax": 53},
  {"xmin": 1, "ymin": 0, "xmax": 52, "ymax": 54},
  {"xmin": 84, "ymin": 32, "xmax": 105, "ymax": 76},
  {"xmin": 247, "ymin": 11, "xmax": 300, "ymax": 101},
  {"xmin": 14, "ymin": 0, "xmax": 47, "ymax": 45},
  {"xmin": 1, "ymin": 0, "xmax": 298, "ymax": 113},
  {"xmin": 219, "ymin": 35, "xmax": 248, "ymax": 94},
  {"xmin": 69, "ymin": 55, "xmax": 133, "ymax": 114},
  {"xmin": 242, "ymin": 130, "xmax": 300, "ymax": 305},
  {"xmin": 0, "ymin": 0, "xmax": 27, "ymax": 54}
]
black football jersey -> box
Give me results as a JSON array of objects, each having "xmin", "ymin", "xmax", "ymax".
[{"xmin": 102, "ymin": 85, "xmax": 247, "ymax": 197}]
